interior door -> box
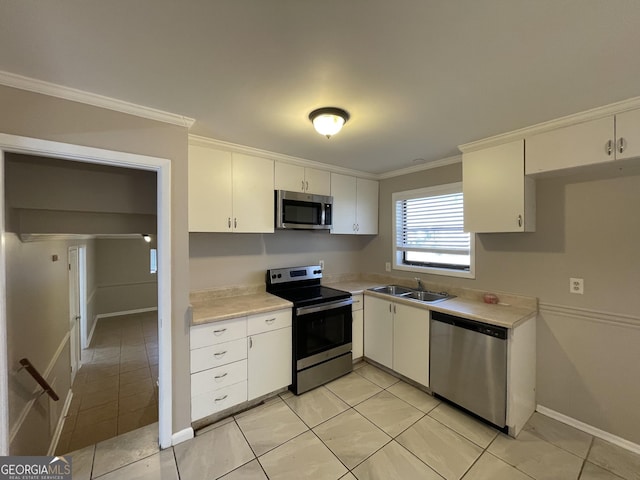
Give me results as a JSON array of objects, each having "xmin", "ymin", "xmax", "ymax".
[{"xmin": 68, "ymin": 247, "xmax": 81, "ymax": 382}]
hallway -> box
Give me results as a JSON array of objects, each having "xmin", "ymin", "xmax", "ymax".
[{"xmin": 56, "ymin": 311, "xmax": 159, "ymax": 454}]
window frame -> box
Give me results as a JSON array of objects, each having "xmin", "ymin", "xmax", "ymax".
[{"xmin": 391, "ymin": 182, "xmax": 475, "ymax": 279}]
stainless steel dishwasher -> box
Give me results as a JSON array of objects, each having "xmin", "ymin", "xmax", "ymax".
[{"xmin": 430, "ymin": 311, "xmax": 508, "ymax": 428}]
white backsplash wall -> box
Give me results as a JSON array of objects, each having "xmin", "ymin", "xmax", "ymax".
[{"xmin": 189, "ymin": 229, "xmax": 372, "ymax": 291}]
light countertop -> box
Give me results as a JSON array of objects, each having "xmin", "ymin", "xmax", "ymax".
[
  {"xmin": 326, "ymin": 280, "xmax": 536, "ymax": 329},
  {"xmin": 191, "ymin": 292, "xmax": 292, "ymax": 326}
]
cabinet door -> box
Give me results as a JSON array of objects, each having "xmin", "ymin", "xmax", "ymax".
[
  {"xmin": 305, "ymin": 168, "xmax": 331, "ymax": 196},
  {"xmin": 247, "ymin": 327, "xmax": 292, "ymax": 400},
  {"xmin": 275, "ymin": 162, "xmax": 305, "ymax": 192},
  {"xmin": 616, "ymin": 108, "xmax": 640, "ymax": 160},
  {"xmin": 393, "ymin": 304, "xmax": 429, "ymax": 387},
  {"xmin": 363, "ymin": 296, "xmax": 393, "ymax": 368},
  {"xmin": 525, "ymin": 117, "xmax": 613, "ymax": 174},
  {"xmin": 188, "ymin": 145, "xmax": 232, "ymax": 232},
  {"xmin": 232, "ymin": 153, "xmax": 274, "ymax": 233},
  {"xmin": 463, "ymin": 139, "xmax": 534, "ymax": 232},
  {"xmin": 356, "ymin": 178, "xmax": 379, "ymax": 234},
  {"xmin": 352, "ymin": 309, "xmax": 364, "ymax": 360},
  {"xmin": 330, "ymin": 173, "xmax": 357, "ymax": 234}
]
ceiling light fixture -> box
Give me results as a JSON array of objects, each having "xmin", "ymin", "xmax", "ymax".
[
  {"xmin": 142, "ymin": 234, "xmax": 151, "ymax": 243},
  {"xmin": 309, "ymin": 107, "xmax": 350, "ymax": 139}
]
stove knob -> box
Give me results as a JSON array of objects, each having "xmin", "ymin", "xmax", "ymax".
[
  {"xmin": 277, "ymin": 273, "xmax": 282, "ymax": 278},
  {"xmin": 271, "ymin": 274, "xmax": 276, "ymax": 279}
]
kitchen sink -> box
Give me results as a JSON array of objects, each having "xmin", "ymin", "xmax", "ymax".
[
  {"xmin": 369, "ymin": 285, "xmax": 414, "ymax": 296},
  {"xmin": 368, "ymin": 285, "xmax": 454, "ymax": 304},
  {"xmin": 405, "ymin": 290, "xmax": 450, "ymax": 303}
]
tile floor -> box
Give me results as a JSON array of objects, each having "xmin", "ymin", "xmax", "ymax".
[
  {"xmin": 66, "ymin": 361, "xmax": 640, "ymax": 480},
  {"xmin": 56, "ymin": 311, "xmax": 159, "ymax": 454}
]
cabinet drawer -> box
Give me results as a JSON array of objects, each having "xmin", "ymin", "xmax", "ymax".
[
  {"xmin": 191, "ymin": 381, "xmax": 247, "ymax": 421},
  {"xmin": 190, "ymin": 317, "xmax": 247, "ymax": 350},
  {"xmin": 191, "ymin": 359, "xmax": 247, "ymax": 397},
  {"xmin": 352, "ymin": 294, "xmax": 363, "ymax": 311},
  {"xmin": 190, "ymin": 338, "xmax": 247, "ymax": 373},
  {"xmin": 247, "ymin": 309, "xmax": 292, "ymax": 335}
]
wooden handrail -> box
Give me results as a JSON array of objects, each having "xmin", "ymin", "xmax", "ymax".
[{"xmin": 19, "ymin": 358, "xmax": 59, "ymax": 401}]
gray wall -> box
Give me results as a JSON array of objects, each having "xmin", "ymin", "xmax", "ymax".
[
  {"xmin": 94, "ymin": 238, "xmax": 158, "ymax": 317},
  {"xmin": 360, "ymin": 161, "xmax": 640, "ymax": 444},
  {"xmin": 190, "ymin": 230, "xmax": 372, "ymax": 291},
  {"xmin": 0, "ymin": 84, "xmax": 191, "ymax": 435}
]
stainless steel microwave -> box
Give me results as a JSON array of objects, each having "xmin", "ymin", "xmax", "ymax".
[{"xmin": 275, "ymin": 190, "xmax": 333, "ymax": 230}]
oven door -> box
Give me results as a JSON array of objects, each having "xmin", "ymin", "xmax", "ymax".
[{"xmin": 294, "ymin": 299, "xmax": 352, "ymax": 370}]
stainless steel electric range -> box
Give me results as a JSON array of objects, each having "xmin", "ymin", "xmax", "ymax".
[{"xmin": 266, "ymin": 265, "xmax": 353, "ymax": 394}]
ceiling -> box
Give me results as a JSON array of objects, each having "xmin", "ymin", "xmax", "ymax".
[{"xmin": 2, "ymin": 1, "xmax": 640, "ymax": 174}]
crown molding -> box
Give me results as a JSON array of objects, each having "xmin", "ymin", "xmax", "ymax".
[
  {"xmin": 459, "ymin": 95, "xmax": 640, "ymax": 153},
  {"xmin": 377, "ymin": 154, "xmax": 461, "ymax": 179},
  {"xmin": 188, "ymin": 134, "xmax": 378, "ymax": 179},
  {"xmin": 0, "ymin": 70, "xmax": 195, "ymax": 129}
]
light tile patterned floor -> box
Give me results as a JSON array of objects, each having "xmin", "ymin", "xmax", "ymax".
[
  {"xmin": 67, "ymin": 361, "xmax": 640, "ymax": 480},
  {"xmin": 56, "ymin": 312, "xmax": 159, "ymax": 454}
]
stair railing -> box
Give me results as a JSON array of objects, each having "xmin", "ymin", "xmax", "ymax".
[{"xmin": 18, "ymin": 358, "xmax": 59, "ymax": 401}]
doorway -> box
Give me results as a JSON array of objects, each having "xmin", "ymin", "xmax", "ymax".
[
  {"xmin": 68, "ymin": 246, "xmax": 83, "ymax": 383},
  {"xmin": 0, "ymin": 133, "xmax": 173, "ymax": 455}
]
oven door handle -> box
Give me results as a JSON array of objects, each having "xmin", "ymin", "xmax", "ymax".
[{"xmin": 296, "ymin": 298, "xmax": 353, "ymax": 316}]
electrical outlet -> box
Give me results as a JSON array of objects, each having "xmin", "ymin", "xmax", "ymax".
[
  {"xmin": 569, "ymin": 277, "xmax": 584, "ymax": 294},
  {"xmin": 319, "ymin": 260, "xmax": 324, "ymax": 270},
  {"xmin": 385, "ymin": 262, "xmax": 391, "ymax": 272}
]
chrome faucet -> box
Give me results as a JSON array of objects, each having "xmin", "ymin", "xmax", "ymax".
[{"xmin": 415, "ymin": 277, "xmax": 425, "ymax": 291}]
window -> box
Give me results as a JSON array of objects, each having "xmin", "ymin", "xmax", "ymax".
[
  {"xmin": 150, "ymin": 248, "xmax": 158, "ymax": 274},
  {"xmin": 392, "ymin": 182, "xmax": 474, "ymax": 278}
]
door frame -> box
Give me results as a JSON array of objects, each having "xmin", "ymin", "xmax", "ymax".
[
  {"xmin": 68, "ymin": 245, "xmax": 81, "ymax": 383},
  {"xmin": 0, "ymin": 133, "xmax": 173, "ymax": 453}
]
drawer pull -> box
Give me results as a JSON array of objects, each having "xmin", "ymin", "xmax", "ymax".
[
  {"xmin": 213, "ymin": 328, "xmax": 227, "ymax": 335},
  {"xmin": 213, "ymin": 351, "xmax": 227, "ymax": 358},
  {"xmin": 214, "ymin": 394, "xmax": 228, "ymax": 403},
  {"xmin": 265, "ymin": 318, "xmax": 276, "ymax": 324},
  {"xmin": 214, "ymin": 372, "xmax": 228, "ymax": 380}
]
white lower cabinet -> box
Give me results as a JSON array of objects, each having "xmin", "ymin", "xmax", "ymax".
[
  {"xmin": 248, "ymin": 326, "xmax": 292, "ymax": 400},
  {"xmin": 393, "ymin": 303, "xmax": 429, "ymax": 387},
  {"xmin": 190, "ymin": 308, "xmax": 292, "ymax": 422},
  {"xmin": 351, "ymin": 294, "xmax": 364, "ymax": 360},
  {"xmin": 364, "ymin": 295, "xmax": 429, "ymax": 387},
  {"xmin": 363, "ymin": 296, "xmax": 393, "ymax": 368}
]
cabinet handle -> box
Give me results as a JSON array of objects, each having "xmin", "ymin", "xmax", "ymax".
[
  {"xmin": 389, "ymin": 303, "xmax": 392, "ymax": 313},
  {"xmin": 353, "ymin": 299, "xmax": 360, "ymax": 304},
  {"xmin": 301, "ymin": 180, "xmax": 305, "ymax": 191},
  {"xmin": 213, "ymin": 351, "xmax": 227, "ymax": 358},
  {"xmin": 214, "ymin": 394, "xmax": 228, "ymax": 403},
  {"xmin": 213, "ymin": 328, "xmax": 227, "ymax": 335},
  {"xmin": 234, "ymin": 218, "xmax": 238, "ymax": 228},
  {"xmin": 265, "ymin": 318, "xmax": 276, "ymax": 324},
  {"xmin": 393, "ymin": 304, "xmax": 396, "ymax": 314},
  {"xmin": 214, "ymin": 372, "xmax": 228, "ymax": 380},
  {"xmin": 356, "ymin": 223, "xmax": 360, "ymax": 232},
  {"xmin": 305, "ymin": 180, "xmax": 309, "ymax": 191},
  {"xmin": 228, "ymin": 217, "xmax": 231, "ymax": 229},
  {"xmin": 606, "ymin": 139, "xmax": 613, "ymax": 156},
  {"xmin": 618, "ymin": 137, "xmax": 627, "ymax": 154},
  {"xmin": 517, "ymin": 214, "xmax": 523, "ymax": 228},
  {"xmin": 249, "ymin": 337, "xmax": 253, "ymax": 348}
]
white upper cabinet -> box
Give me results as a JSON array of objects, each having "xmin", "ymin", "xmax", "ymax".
[
  {"xmin": 525, "ymin": 117, "xmax": 613, "ymax": 174},
  {"xmin": 188, "ymin": 145, "xmax": 233, "ymax": 232},
  {"xmin": 615, "ymin": 108, "xmax": 640, "ymax": 160},
  {"xmin": 526, "ymin": 107, "xmax": 640, "ymax": 174},
  {"xmin": 275, "ymin": 162, "xmax": 331, "ymax": 196},
  {"xmin": 330, "ymin": 173, "xmax": 379, "ymax": 235},
  {"xmin": 463, "ymin": 139, "xmax": 535, "ymax": 233},
  {"xmin": 188, "ymin": 145, "xmax": 274, "ymax": 233}
]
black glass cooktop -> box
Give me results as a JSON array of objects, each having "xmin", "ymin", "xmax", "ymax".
[{"xmin": 271, "ymin": 285, "xmax": 350, "ymax": 307}]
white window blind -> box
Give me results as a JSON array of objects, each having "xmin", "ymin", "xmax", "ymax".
[{"xmin": 393, "ymin": 183, "xmax": 471, "ymax": 272}]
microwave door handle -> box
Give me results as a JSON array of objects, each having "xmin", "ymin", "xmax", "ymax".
[{"xmin": 321, "ymin": 204, "xmax": 326, "ymax": 226}]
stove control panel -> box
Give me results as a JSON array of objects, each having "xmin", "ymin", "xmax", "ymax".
[{"xmin": 267, "ymin": 265, "xmax": 322, "ymax": 285}]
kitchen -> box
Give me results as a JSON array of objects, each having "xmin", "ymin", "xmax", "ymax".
[{"xmin": 1, "ymin": 1, "xmax": 640, "ymax": 479}]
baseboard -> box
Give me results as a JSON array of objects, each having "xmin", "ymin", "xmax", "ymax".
[
  {"xmin": 47, "ymin": 390, "xmax": 73, "ymax": 456},
  {"xmin": 536, "ymin": 405, "xmax": 640, "ymax": 455},
  {"xmin": 171, "ymin": 427, "xmax": 194, "ymax": 446},
  {"xmin": 95, "ymin": 307, "xmax": 158, "ymax": 320},
  {"xmin": 86, "ymin": 315, "xmax": 98, "ymax": 348}
]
